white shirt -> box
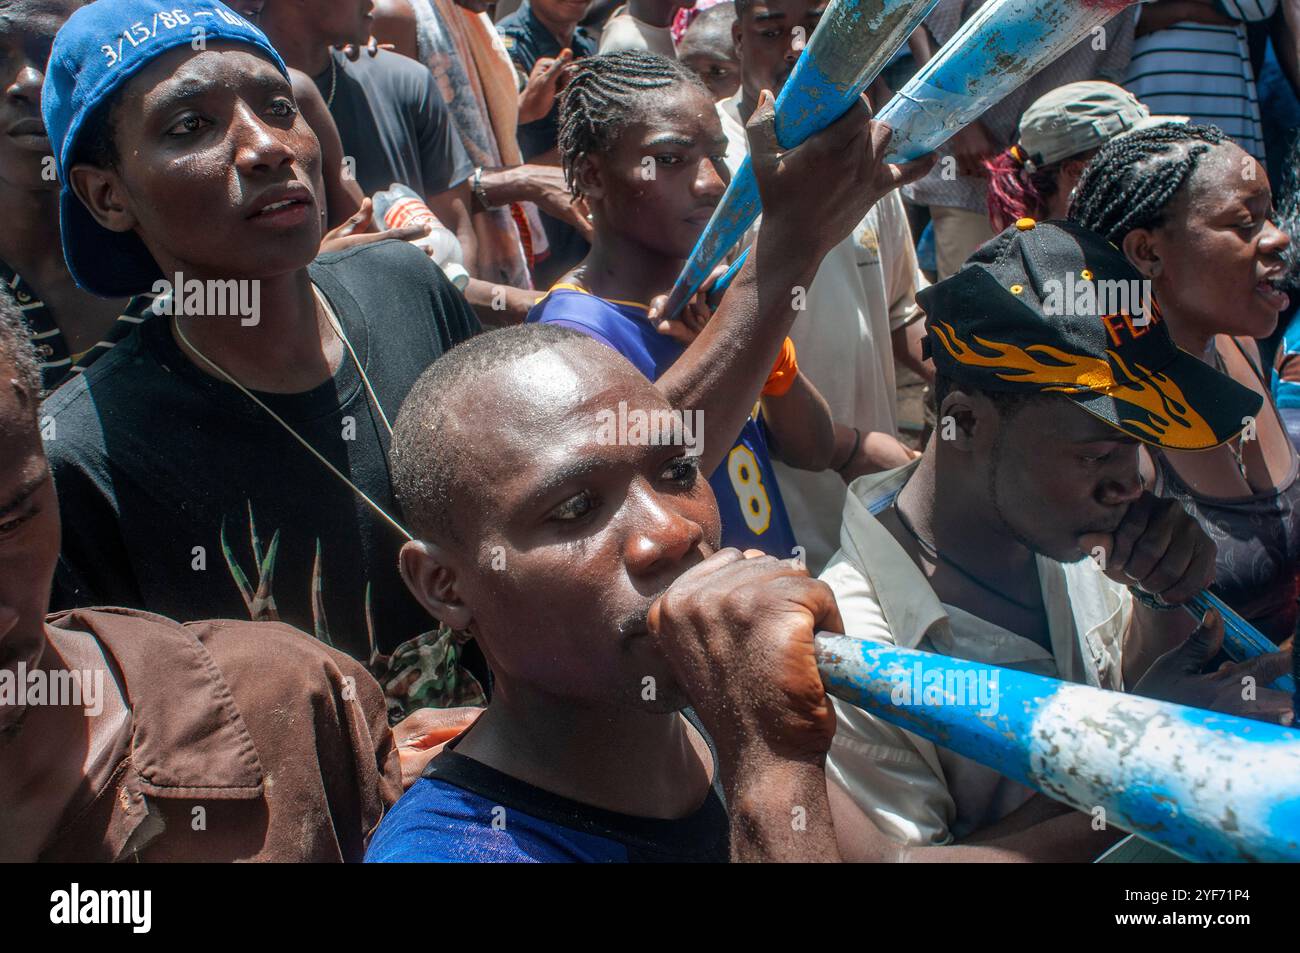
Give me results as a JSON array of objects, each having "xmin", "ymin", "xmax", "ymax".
[
  {"xmin": 597, "ymin": 10, "xmax": 676, "ymax": 57},
  {"xmin": 717, "ymin": 92, "xmax": 926, "ymax": 573},
  {"xmin": 821, "ymin": 462, "xmax": 1132, "ymax": 845}
]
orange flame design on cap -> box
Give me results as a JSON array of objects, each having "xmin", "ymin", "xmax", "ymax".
[{"xmin": 929, "ymin": 321, "xmax": 1219, "ymax": 448}]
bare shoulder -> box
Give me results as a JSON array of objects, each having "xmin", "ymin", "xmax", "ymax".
[{"xmin": 289, "ymin": 67, "xmax": 328, "ymax": 112}]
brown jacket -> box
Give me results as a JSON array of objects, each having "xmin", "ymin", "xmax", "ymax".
[{"xmin": 38, "ymin": 608, "xmax": 401, "ymax": 862}]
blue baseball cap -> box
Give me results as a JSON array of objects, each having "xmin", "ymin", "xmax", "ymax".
[{"xmin": 42, "ymin": 0, "xmax": 289, "ymax": 297}]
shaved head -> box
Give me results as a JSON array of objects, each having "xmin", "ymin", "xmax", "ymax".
[
  {"xmin": 390, "ymin": 324, "xmax": 647, "ymax": 546},
  {"xmin": 393, "ymin": 323, "xmax": 721, "ymax": 707},
  {"xmin": 679, "ymin": 1, "xmax": 736, "ymax": 57}
]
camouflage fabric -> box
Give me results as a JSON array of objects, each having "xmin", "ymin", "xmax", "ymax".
[
  {"xmin": 369, "ymin": 624, "xmax": 487, "ymax": 724},
  {"xmin": 221, "ymin": 503, "xmax": 486, "ymax": 721}
]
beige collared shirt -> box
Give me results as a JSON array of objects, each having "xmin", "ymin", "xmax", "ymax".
[{"xmin": 821, "ymin": 462, "xmax": 1132, "ymax": 845}]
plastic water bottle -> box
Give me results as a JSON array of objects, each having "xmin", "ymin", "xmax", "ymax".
[{"xmin": 371, "ymin": 183, "xmax": 470, "ymax": 290}]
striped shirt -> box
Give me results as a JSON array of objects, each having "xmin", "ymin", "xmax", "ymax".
[
  {"xmin": 2, "ymin": 261, "xmax": 156, "ymax": 394},
  {"xmin": 1124, "ymin": 0, "xmax": 1277, "ymax": 161}
]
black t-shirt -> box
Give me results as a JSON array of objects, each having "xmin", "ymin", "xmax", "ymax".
[
  {"xmin": 46, "ymin": 241, "xmax": 480, "ymax": 661},
  {"xmin": 317, "ymin": 48, "xmax": 474, "ymax": 198}
]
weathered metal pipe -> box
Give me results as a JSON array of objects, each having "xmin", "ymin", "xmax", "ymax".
[
  {"xmin": 878, "ymin": 0, "xmax": 1140, "ymax": 162},
  {"xmin": 663, "ymin": 0, "xmax": 939, "ymax": 317},
  {"xmin": 814, "ymin": 632, "xmax": 1300, "ymax": 862},
  {"xmin": 1183, "ymin": 589, "xmax": 1295, "ymax": 693}
]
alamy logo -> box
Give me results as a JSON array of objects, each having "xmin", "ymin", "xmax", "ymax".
[
  {"xmin": 1041, "ymin": 273, "xmax": 1154, "ymax": 323},
  {"xmin": 151, "ymin": 272, "xmax": 261, "ymax": 326},
  {"xmin": 595, "ymin": 401, "xmax": 704, "ymax": 457},
  {"xmin": 890, "ymin": 662, "xmax": 1000, "ymax": 717},
  {"xmin": 0, "ymin": 662, "xmax": 103, "ymax": 716},
  {"xmin": 49, "ymin": 884, "xmax": 151, "ymax": 933}
]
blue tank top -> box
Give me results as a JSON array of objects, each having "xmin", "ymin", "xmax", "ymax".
[{"xmin": 528, "ymin": 286, "xmax": 799, "ymax": 558}]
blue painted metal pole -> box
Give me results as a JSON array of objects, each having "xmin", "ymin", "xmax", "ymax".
[
  {"xmin": 814, "ymin": 633, "xmax": 1300, "ymax": 862},
  {"xmin": 663, "ymin": 0, "xmax": 940, "ymax": 318},
  {"xmin": 878, "ymin": 0, "xmax": 1140, "ymax": 162},
  {"xmin": 1184, "ymin": 589, "xmax": 1295, "ymax": 694},
  {"xmin": 704, "ymin": 248, "xmax": 748, "ymax": 307}
]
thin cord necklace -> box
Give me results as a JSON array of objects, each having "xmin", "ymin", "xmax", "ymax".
[
  {"xmin": 1211, "ymin": 348, "xmax": 1250, "ymax": 482},
  {"xmin": 172, "ymin": 284, "xmax": 411, "ymax": 541},
  {"xmin": 892, "ymin": 499, "xmax": 1042, "ymax": 613},
  {"xmin": 325, "ymin": 54, "xmax": 337, "ymax": 107}
]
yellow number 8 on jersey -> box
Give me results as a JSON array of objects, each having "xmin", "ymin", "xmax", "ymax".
[{"xmin": 727, "ymin": 446, "xmax": 771, "ymax": 535}]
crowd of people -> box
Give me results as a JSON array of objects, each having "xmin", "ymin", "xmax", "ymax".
[{"xmin": 1, "ymin": 0, "xmax": 1298, "ymax": 863}]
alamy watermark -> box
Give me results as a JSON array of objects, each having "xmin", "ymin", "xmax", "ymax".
[
  {"xmin": 0, "ymin": 662, "xmax": 104, "ymax": 717},
  {"xmin": 890, "ymin": 662, "xmax": 1000, "ymax": 717},
  {"xmin": 1041, "ymin": 273, "xmax": 1155, "ymax": 326},
  {"xmin": 150, "ymin": 272, "xmax": 261, "ymax": 327},
  {"xmin": 50, "ymin": 884, "xmax": 151, "ymax": 933},
  {"xmin": 595, "ymin": 401, "xmax": 704, "ymax": 457}
]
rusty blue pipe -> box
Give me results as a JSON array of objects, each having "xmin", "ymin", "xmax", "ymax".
[
  {"xmin": 878, "ymin": 0, "xmax": 1140, "ymax": 162},
  {"xmin": 814, "ymin": 633, "xmax": 1300, "ymax": 862},
  {"xmin": 663, "ymin": 0, "xmax": 939, "ymax": 318}
]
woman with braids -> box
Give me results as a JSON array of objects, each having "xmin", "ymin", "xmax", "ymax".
[
  {"xmin": 984, "ymin": 82, "xmax": 1184, "ymax": 232},
  {"xmin": 528, "ymin": 50, "xmax": 841, "ymax": 557},
  {"xmin": 1070, "ymin": 122, "xmax": 1299, "ymax": 644}
]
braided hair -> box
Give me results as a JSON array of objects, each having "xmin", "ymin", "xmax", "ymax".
[
  {"xmin": 1068, "ymin": 122, "xmax": 1230, "ymax": 244},
  {"xmin": 557, "ymin": 50, "xmax": 709, "ymax": 197}
]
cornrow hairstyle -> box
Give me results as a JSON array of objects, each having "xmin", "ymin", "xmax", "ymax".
[
  {"xmin": 557, "ymin": 50, "xmax": 709, "ymax": 197},
  {"xmin": 1068, "ymin": 122, "xmax": 1229, "ymax": 244}
]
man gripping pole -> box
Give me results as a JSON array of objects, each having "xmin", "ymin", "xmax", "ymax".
[
  {"xmin": 663, "ymin": 0, "xmax": 937, "ymax": 317},
  {"xmin": 650, "ymin": 221, "xmax": 1295, "ymax": 863},
  {"xmin": 668, "ymin": 0, "xmax": 1140, "ymax": 315}
]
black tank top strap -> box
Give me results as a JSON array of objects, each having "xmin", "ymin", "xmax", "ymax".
[{"xmin": 1226, "ymin": 335, "xmax": 1269, "ymax": 388}]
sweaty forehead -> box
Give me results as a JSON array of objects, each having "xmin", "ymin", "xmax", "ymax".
[
  {"xmin": 449, "ymin": 341, "xmax": 670, "ymax": 480},
  {"xmin": 459, "ymin": 341, "xmax": 662, "ymax": 440},
  {"xmin": 623, "ymin": 84, "xmax": 723, "ymax": 142},
  {"xmin": 118, "ymin": 43, "xmax": 285, "ymax": 114}
]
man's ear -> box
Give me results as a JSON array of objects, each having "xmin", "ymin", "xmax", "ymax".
[
  {"xmin": 68, "ymin": 163, "xmax": 138, "ymax": 234},
  {"xmin": 399, "ymin": 539, "xmax": 474, "ymax": 631},
  {"xmin": 731, "ymin": 18, "xmax": 743, "ymax": 55},
  {"xmin": 1120, "ymin": 227, "xmax": 1162, "ymax": 280},
  {"xmin": 572, "ymin": 153, "xmax": 604, "ymax": 203}
]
